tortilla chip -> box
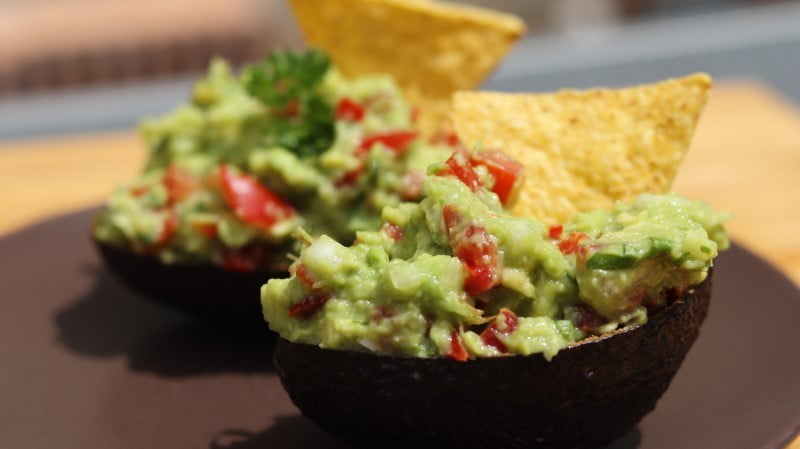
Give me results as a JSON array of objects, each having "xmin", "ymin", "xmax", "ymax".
[
  {"xmin": 288, "ymin": 0, "xmax": 525, "ymax": 134},
  {"xmin": 452, "ymin": 73, "xmax": 712, "ymax": 223}
]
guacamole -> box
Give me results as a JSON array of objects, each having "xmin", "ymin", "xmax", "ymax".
[
  {"xmin": 93, "ymin": 50, "xmax": 453, "ymax": 270},
  {"xmin": 262, "ymin": 151, "xmax": 729, "ymax": 360}
]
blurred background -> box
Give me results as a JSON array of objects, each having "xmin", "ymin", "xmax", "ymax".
[{"xmin": 2, "ymin": 0, "xmax": 800, "ymax": 139}]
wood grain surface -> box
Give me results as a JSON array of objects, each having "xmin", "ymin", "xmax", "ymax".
[{"xmin": 0, "ymin": 80, "xmax": 798, "ymax": 447}]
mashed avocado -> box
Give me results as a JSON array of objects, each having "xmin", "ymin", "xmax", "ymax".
[
  {"xmin": 262, "ymin": 152, "xmax": 729, "ymax": 360},
  {"xmin": 93, "ymin": 50, "xmax": 453, "ymax": 269}
]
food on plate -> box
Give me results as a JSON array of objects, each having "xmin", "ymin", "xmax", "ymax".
[
  {"xmin": 93, "ymin": 0, "xmax": 525, "ymax": 321},
  {"xmin": 289, "ymin": 0, "xmax": 525, "ymax": 134},
  {"xmin": 264, "ymin": 75, "xmax": 729, "ymax": 448},
  {"xmin": 93, "ymin": 50, "xmax": 454, "ymax": 319}
]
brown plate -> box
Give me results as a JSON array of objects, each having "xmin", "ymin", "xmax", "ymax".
[{"xmin": 0, "ymin": 208, "xmax": 799, "ymax": 449}]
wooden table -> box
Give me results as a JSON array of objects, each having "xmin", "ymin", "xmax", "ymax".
[{"xmin": 0, "ymin": 81, "xmax": 798, "ymax": 448}]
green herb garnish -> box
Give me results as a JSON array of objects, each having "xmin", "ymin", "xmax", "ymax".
[{"xmin": 243, "ymin": 49, "xmax": 334, "ymax": 158}]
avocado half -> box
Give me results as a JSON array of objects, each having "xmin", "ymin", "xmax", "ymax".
[
  {"xmin": 94, "ymin": 239, "xmax": 285, "ymax": 325},
  {"xmin": 274, "ymin": 274, "xmax": 713, "ymax": 449}
]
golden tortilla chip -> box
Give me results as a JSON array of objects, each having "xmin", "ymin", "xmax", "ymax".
[
  {"xmin": 452, "ymin": 73, "xmax": 712, "ymax": 223},
  {"xmin": 288, "ymin": 0, "xmax": 525, "ymax": 134}
]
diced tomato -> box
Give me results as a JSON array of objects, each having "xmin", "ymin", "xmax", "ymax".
[
  {"xmin": 191, "ymin": 221, "xmax": 218, "ymax": 239},
  {"xmin": 430, "ymin": 132, "xmax": 461, "ymax": 147},
  {"xmin": 442, "ymin": 204, "xmax": 501, "ymax": 296},
  {"xmin": 294, "ymin": 263, "xmax": 318, "ymax": 289},
  {"xmin": 145, "ymin": 209, "xmax": 178, "ymax": 253},
  {"xmin": 335, "ymin": 97, "xmax": 365, "ymax": 122},
  {"xmin": 130, "ymin": 186, "xmax": 149, "ymax": 197},
  {"xmin": 437, "ymin": 152, "xmax": 482, "ymax": 191},
  {"xmin": 164, "ymin": 164, "xmax": 201, "ymax": 204},
  {"xmin": 399, "ymin": 171, "xmax": 424, "ymax": 201},
  {"xmin": 469, "ymin": 151, "xmax": 523, "ymax": 205},
  {"xmin": 370, "ymin": 306, "xmax": 395, "ymax": 322},
  {"xmin": 447, "ymin": 330, "xmax": 469, "ymax": 362},
  {"xmin": 381, "ymin": 222, "xmax": 404, "ymax": 241},
  {"xmin": 442, "ymin": 204, "xmax": 460, "ymax": 237},
  {"xmin": 548, "ymin": 224, "xmax": 563, "ymax": 240},
  {"xmin": 288, "ymin": 294, "xmax": 330, "ymax": 319},
  {"xmin": 219, "ymin": 165, "xmax": 295, "ymax": 228},
  {"xmin": 558, "ymin": 232, "xmax": 589, "ymax": 256},
  {"xmin": 480, "ymin": 309, "xmax": 519, "ymax": 353},
  {"xmin": 335, "ymin": 162, "xmax": 366, "ymax": 187},
  {"xmin": 357, "ymin": 131, "xmax": 418, "ymax": 157},
  {"xmin": 572, "ymin": 304, "xmax": 605, "ymax": 331},
  {"xmin": 221, "ymin": 245, "xmax": 271, "ymax": 272}
]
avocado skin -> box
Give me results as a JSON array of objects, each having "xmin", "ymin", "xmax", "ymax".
[
  {"xmin": 94, "ymin": 239, "xmax": 285, "ymax": 325},
  {"xmin": 274, "ymin": 275, "xmax": 712, "ymax": 449}
]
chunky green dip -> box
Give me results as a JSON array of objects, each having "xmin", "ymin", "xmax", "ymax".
[
  {"xmin": 262, "ymin": 152, "xmax": 729, "ymax": 360},
  {"xmin": 93, "ymin": 50, "xmax": 453, "ymax": 270}
]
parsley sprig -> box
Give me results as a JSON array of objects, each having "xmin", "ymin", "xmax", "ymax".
[{"xmin": 243, "ymin": 50, "xmax": 334, "ymax": 158}]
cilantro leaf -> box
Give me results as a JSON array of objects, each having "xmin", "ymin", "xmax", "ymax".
[{"xmin": 242, "ymin": 50, "xmax": 334, "ymax": 158}]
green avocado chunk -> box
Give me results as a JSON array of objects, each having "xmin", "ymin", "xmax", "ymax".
[{"xmin": 262, "ymin": 161, "xmax": 729, "ymax": 360}]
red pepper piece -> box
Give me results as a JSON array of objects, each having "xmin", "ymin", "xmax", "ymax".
[
  {"xmin": 164, "ymin": 164, "xmax": 201, "ymax": 205},
  {"xmin": 480, "ymin": 309, "xmax": 519, "ymax": 353},
  {"xmin": 572, "ymin": 303, "xmax": 606, "ymax": 331},
  {"xmin": 357, "ymin": 131, "xmax": 418, "ymax": 157},
  {"xmin": 221, "ymin": 245, "xmax": 272, "ymax": 272},
  {"xmin": 469, "ymin": 151, "xmax": 523, "ymax": 205},
  {"xmin": 558, "ymin": 232, "xmax": 589, "ymax": 255},
  {"xmin": 147, "ymin": 209, "xmax": 178, "ymax": 253},
  {"xmin": 442, "ymin": 205, "xmax": 501, "ymax": 296},
  {"xmin": 287, "ymin": 294, "xmax": 330, "ymax": 319},
  {"xmin": 381, "ymin": 222, "xmax": 404, "ymax": 241},
  {"xmin": 191, "ymin": 221, "xmax": 218, "ymax": 239},
  {"xmin": 447, "ymin": 330, "xmax": 469, "ymax": 362},
  {"xmin": 219, "ymin": 165, "xmax": 295, "ymax": 228},
  {"xmin": 335, "ymin": 97, "xmax": 365, "ymax": 122},
  {"xmin": 548, "ymin": 224, "xmax": 563, "ymax": 240},
  {"xmin": 437, "ymin": 152, "xmax": 482, "ymax": 191}
]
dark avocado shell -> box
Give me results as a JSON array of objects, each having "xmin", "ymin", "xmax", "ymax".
[
  {"xmin": 94, "ymin": 238, "xmax": 286, "ymax": 325},
  {"xmin": 274, "ymin": 274, "xmax": 713, "ymax": 449}
]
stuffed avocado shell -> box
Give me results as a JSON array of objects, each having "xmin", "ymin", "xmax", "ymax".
[
  {"xmin": 262, "ymin": 151, "xmax": 729, "ymax": 360},
  {"xmin": 93, "ymin": 50, "xmax": 454, "ymax": 270}
]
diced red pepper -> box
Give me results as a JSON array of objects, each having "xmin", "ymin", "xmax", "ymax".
[
  {"xmin": 572, "ymin": 303, "xmax": 605, "ymax": 331},
  {"xmin": 219, "ymin": 165, "xmax": 295, "ymax": 228},
  {"xmin": 147, "ymin": 209, "xmax": 178, "ymax": 252},
  {"xmin": 294, "ymin": 263, "xmax": 318, "ymax": 289},
  {"xmin": 287, "ymin": 294, "xmax": 330, "ymax": 319},
  {"xmin": 430, "ymin": 132, "xmax": 461, "ymax": 147},
  {"xmin": 335, "ymin": 97, "xmax": 365, "ymax": 122},
  {"xmin": 335, "ymin": 162, "xmax": 366, "ymax": 187},
  {"xmin": 558, "ymin": 232, "xmax": 589, "ymax": 256},
  {"xmin": 447, "ymin": 330, "xmax": 469, "ymax": 362},
  {"xmin": 437, "ymin": 152, "xmax": 482, "ymax": 192},
  {"xmin": 164, "ymin": 164, "xmax": 201, "ymax": 205},
  {"xmin": 191, "ymin": 221, "xmax": 218, "ymax": 239},
  {"xmin": 130, "ymin": 186, "xmax": 149, "ymax": 197},
  {"xmin": 221, "ymin": 245, "xmax": 272, "ymax": 272},
  {"xmin": 469, "ymin": 151, "xmax": 524, "ymax": 205},
  {"xmin": 548, "ymin": 224, "xmax": 563, "ymax": 240},
  {"xmin": 357, "ymin": 131, "xmax": 418, "ymax": 157},
  {"xmin": 381, "ymin": 222, "xmax": 404, "ymax": 241},
  {"xmin": 480, "ymin": 309, "xmax": 519, "ymax": 353},
  {"xmin": 442, "ymin": 205, "xmax": 501, "ymax": 296},
  {"xmin": 399, "ymin": 171, "xmax": 424, "ymax": 201}
]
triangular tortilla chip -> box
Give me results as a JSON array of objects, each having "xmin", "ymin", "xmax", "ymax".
[
  {"xmin": 452, "ymin": 73, "xmax": 712, "ymax": 223},
  {"xmin": 288, "ymin": 0, "xmax": 525, "ymax": 134}
]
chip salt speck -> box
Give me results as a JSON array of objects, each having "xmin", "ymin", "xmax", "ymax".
[{"xmin": 452, "ymin": 73, "xmax": 712, "ymax": 223}]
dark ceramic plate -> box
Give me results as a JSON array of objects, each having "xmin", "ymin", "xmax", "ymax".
[{"xmin": 1, "ymin": 209, "xmax": 799, "ymax": 449}]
